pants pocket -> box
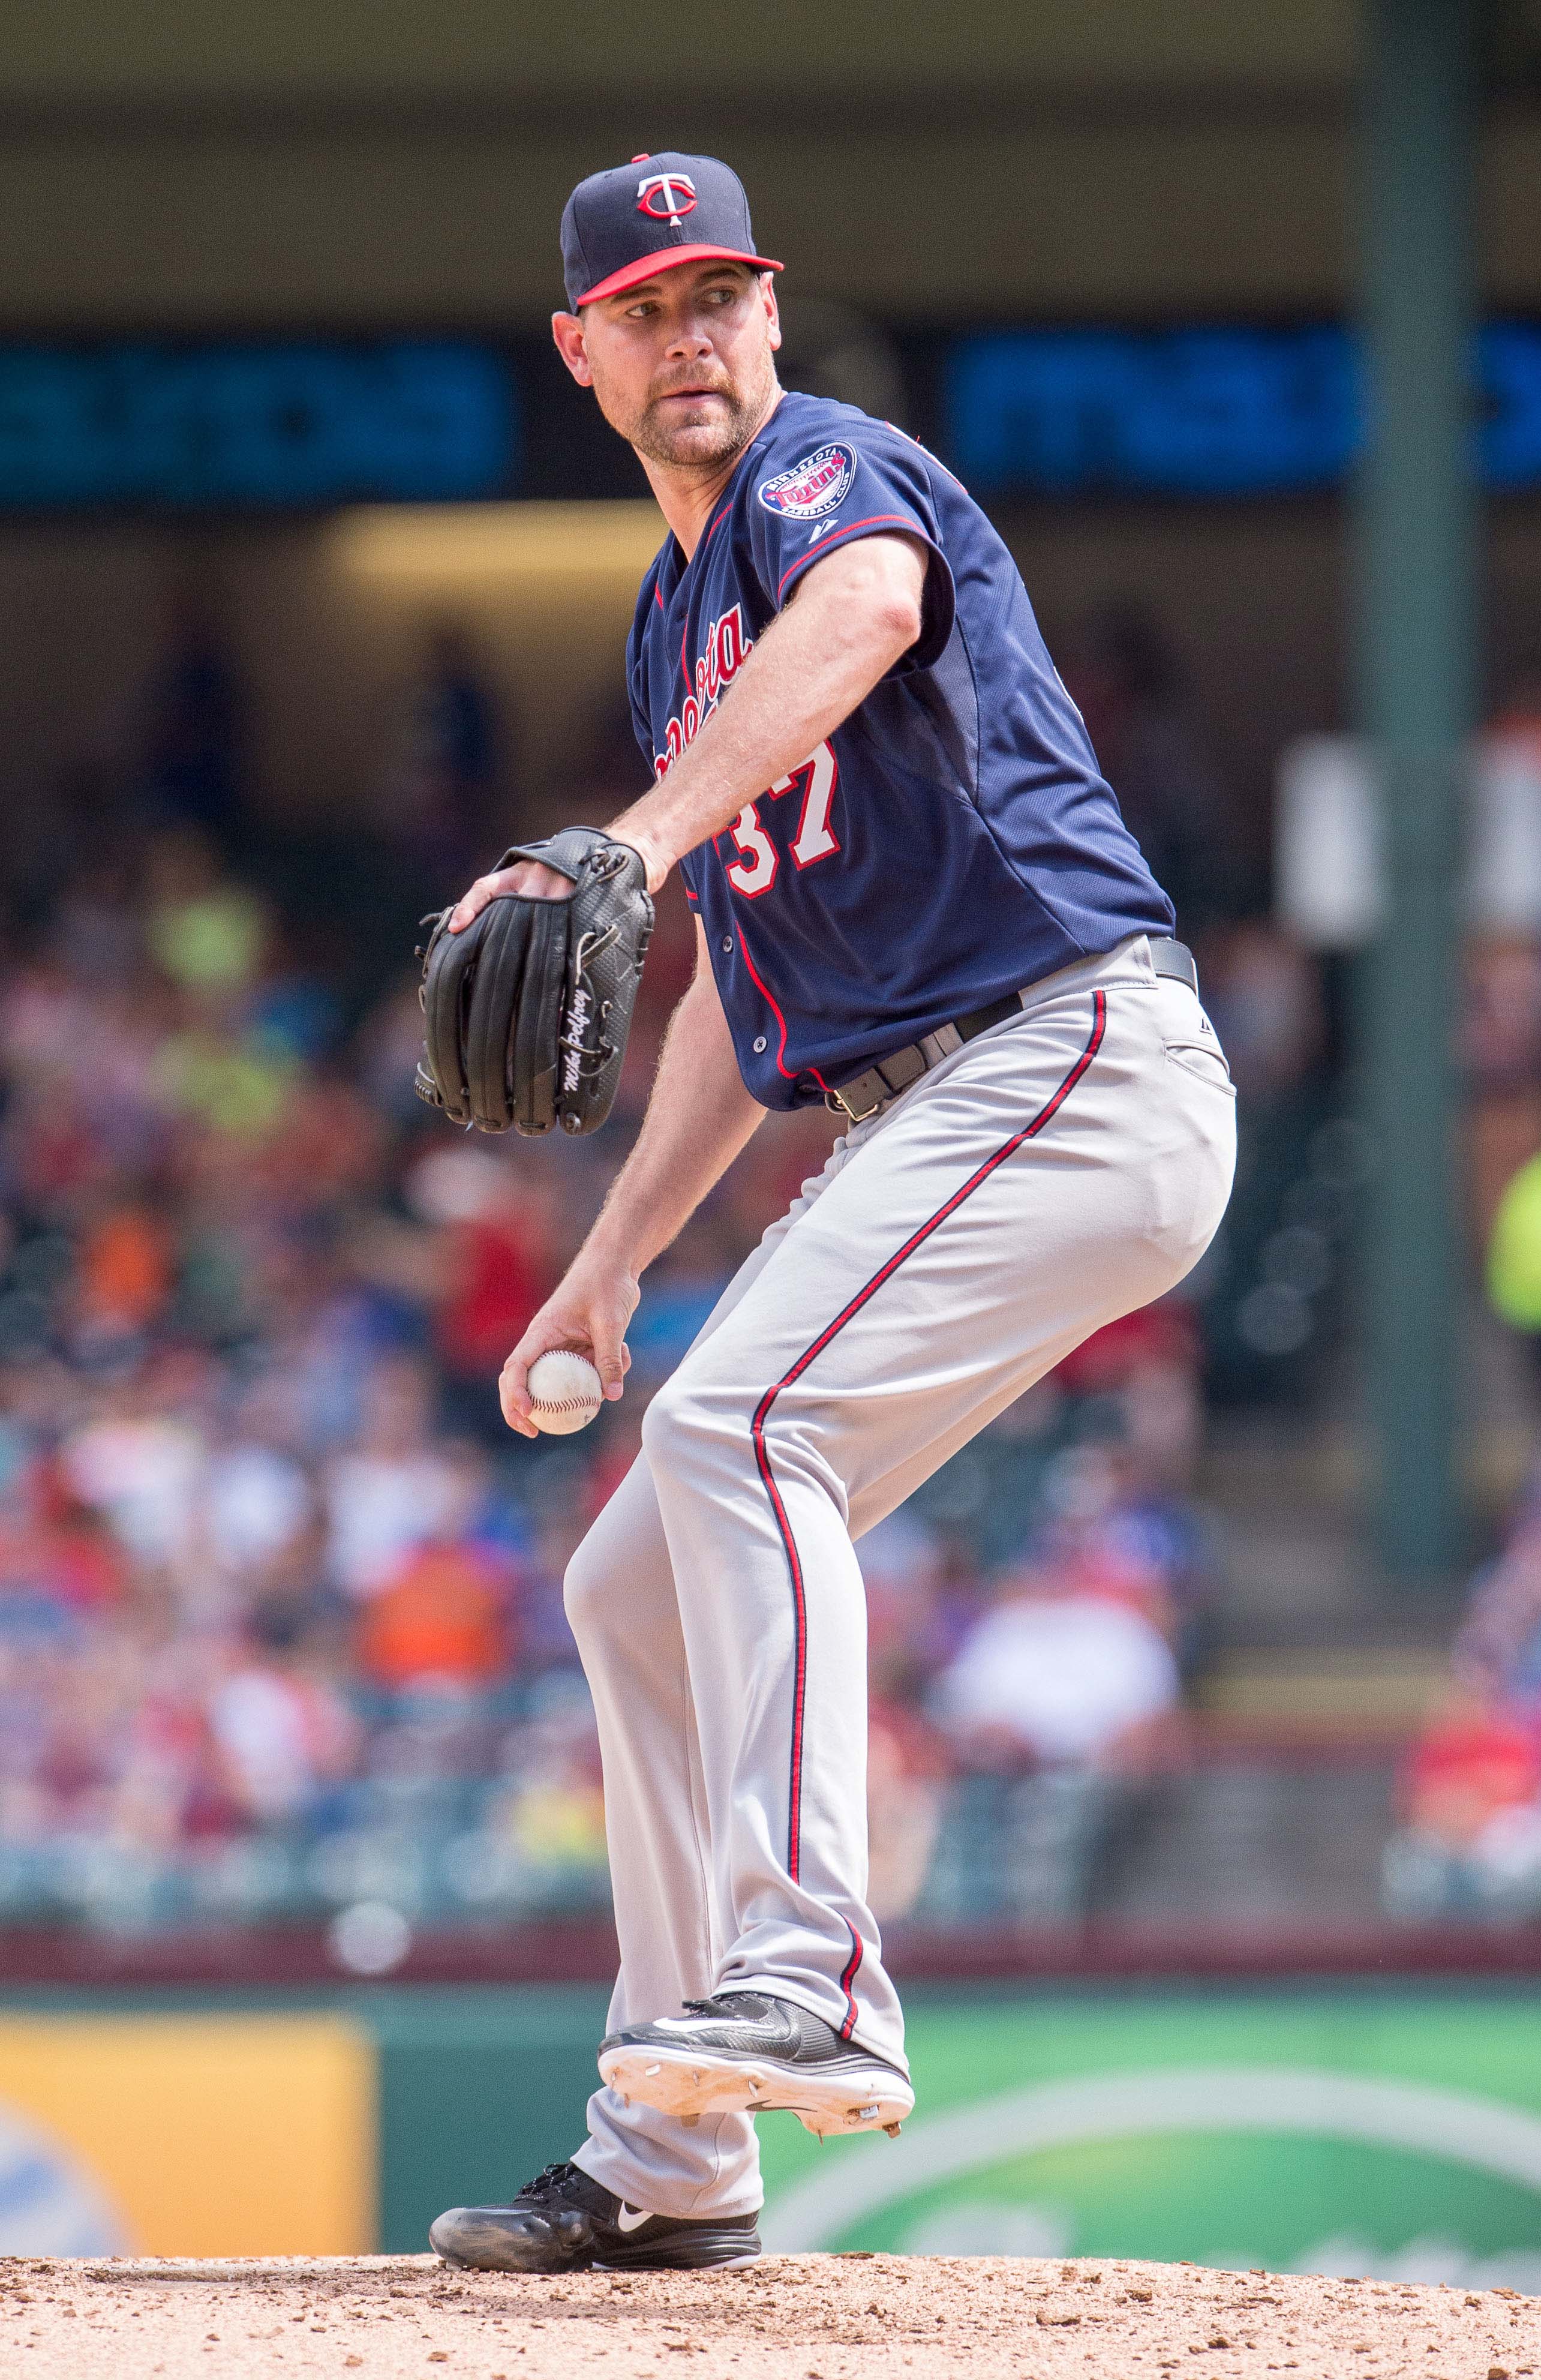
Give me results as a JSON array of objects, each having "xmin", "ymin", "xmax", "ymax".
[{"xmin": 1163, "ymin": 1038, "xmax": 1236, "ymax": 1097}]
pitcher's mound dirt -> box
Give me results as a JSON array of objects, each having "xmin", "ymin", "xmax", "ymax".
[{"xmin": 2, "ymin": 2251, "xmax": 1537, "ymax": 2378}]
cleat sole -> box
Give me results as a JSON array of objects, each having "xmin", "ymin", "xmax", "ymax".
[{"xmin": 599, "ymin": 2040, "xmax": 914, "ymax": 2138}]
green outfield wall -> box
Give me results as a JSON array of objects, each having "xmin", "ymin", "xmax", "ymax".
[{"xmin": 2, "ymin": 1986, "xmax": 1541, "ymax": 2284}]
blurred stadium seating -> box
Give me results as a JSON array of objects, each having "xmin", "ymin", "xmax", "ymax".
[
  {"xmin": 0, "ymin": 5, "xmax": 1538, "ymax": 1998},
  {"xmin": 0, "ymin": 746, "xmax": 1332, "ymax": 1954}
]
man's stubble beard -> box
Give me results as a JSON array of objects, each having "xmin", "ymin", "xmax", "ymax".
[{"xmin": 623, "ymin": 356, "xmax": 780, "ymax": 472}]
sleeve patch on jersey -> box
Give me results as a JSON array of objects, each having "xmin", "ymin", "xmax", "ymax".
[{"xmin": 756, "ymin": 442, "xmax": 855, "ymax": 520}]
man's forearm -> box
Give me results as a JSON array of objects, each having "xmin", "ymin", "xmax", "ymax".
[
  {"xmin": 610, "ymin": 533, "xmax": 925, "ymax": 890},
  {"xmin": 584, "ymin": 962, "xmax": 765, "ymax": 1280}
]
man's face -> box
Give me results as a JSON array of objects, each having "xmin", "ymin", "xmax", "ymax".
[{"xmin": 552, "ymin": 262, "xmax": 781, "ymax": 470}]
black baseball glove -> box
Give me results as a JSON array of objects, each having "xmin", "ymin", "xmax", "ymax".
[{"xmin": 414, "ymin": 827, "xmax": 654, "ymax": 1136}]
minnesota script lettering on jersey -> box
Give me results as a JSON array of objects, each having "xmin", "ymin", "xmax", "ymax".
[{"xmin": 653, "ymin": 605, "xmax": 751, "ymax": 776}]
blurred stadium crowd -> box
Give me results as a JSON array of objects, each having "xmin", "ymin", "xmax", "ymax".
[
  {"xmin": 0, "ymin": 587, "xmax": 1397, "ymax": 1953},
  {"xmin": 1389, "ymin": 1475, "xmax": 1541, "ymax": 1925}
]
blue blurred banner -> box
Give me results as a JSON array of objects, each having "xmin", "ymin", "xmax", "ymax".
[
  {"xmin": 1483, "ymin": 324, "xmax": 1541, "ymax": 490},
  {"xmin": 0, "ymin": 342, "xmax": 517, "ymax": 507},
  {"xmin": 2, "ymin": 322, "xmax": 1539, "ymax": 508},
  {"xmin": 947, "ymin": 322, "xmax": 1541, "ymax": 497}
]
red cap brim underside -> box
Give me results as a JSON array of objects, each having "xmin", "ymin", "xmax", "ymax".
[{"xmin": 575, "ymin": 245, "xmax": 785, "ymax": 307}]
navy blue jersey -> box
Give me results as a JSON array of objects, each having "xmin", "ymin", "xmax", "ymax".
[{"xmin": 627, "ymin": 389, "xmax": 1174, "ymax": 1111}]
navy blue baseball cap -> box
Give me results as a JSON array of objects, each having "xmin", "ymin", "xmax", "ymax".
[{"xmin": 560, "ymin": 151, "xmax": 783, "ymax": 310}]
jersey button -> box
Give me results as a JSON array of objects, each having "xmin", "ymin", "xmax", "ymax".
[
  {"xmin": 722, "ymin": 936, "xmax": 734, "ymax": 954},
  {"xmin": 753, "ymin": 1036, "xmax": 767, "ymax": 1054}
]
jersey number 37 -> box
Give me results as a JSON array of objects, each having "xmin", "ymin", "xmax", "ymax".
[{"xmin": 724, "ymin": 742, "xmax": 840, "ymax": 898}]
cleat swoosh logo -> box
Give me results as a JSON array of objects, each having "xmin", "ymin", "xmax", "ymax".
[{"xmin": 615, "ymin": 2204, "xmax": 652, "ymax": 2233}]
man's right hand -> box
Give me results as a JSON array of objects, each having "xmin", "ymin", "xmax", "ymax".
[
  {"xmin": 500, "ymin": 1250, "xmax": 640, "ymax": 1437},
  {"xmin": 449, "ymin": 858, "xmax": 570, "ymax": 934}
]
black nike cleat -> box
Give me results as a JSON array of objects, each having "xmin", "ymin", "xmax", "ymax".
[
  {"xmin": 598, "ymin": 1991, "xmax": 914, "ymax": 2139},
  {"xmin": 428, "ymin": 2160, "xmax": 761, "ymax": 2273}
]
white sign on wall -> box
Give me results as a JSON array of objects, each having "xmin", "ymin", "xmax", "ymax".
[{"xmin": 1275, "ymin": 732, "xmax": 1541, "ymax": 946}]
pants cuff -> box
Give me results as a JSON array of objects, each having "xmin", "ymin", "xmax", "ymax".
[
  {"xmin": 570, "ymin": 2132, "xmax": 764, "ymax": 2225},
  {"xmin": 730, "ymin": 1974, "xmax": 910, "ymax": 2079}
]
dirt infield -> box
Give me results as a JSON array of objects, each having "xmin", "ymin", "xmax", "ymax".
[{"xmin": 2, "ymin": 2251, "xmax": 1538, "ymax": 2378}]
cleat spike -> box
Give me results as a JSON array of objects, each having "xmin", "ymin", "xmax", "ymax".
[{"xmin": 884, "ymin": 2121, "xmax": 902, "ymax": 2138}]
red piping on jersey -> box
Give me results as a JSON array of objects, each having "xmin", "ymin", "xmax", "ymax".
[
  {"xmin": 837, "ymin": 1922, "xmax": 864, "ymax": 2040},
  {"xmin": 735, "ymin": 918, "xmax": 833, "ymax": 1096},
  {"xmin": 776, "ymin": 514, "xmax": 925, "ymax": 598},
  {"xmin": 751, "ymin": 988, "xmax": 1108, "ymax": 1884}
]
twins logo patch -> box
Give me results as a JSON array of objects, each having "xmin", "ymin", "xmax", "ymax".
[{"xmin": 757, "ymin": 443, "xmax": 855, "ymax": 521}]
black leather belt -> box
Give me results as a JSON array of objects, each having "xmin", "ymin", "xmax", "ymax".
[{"xmin": 824, "ymin": 936, "xmax": 1198, "ymax": 1124}]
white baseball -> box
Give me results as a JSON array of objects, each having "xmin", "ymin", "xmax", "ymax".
[{"xmin": 525, "ymin": 1349, "xmax": 605, "ymax": 1434}]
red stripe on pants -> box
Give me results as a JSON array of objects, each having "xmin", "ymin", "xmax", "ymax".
[{"xmin": 750, "ymin": 989, "xmax": 1109, "ymax": 1883}]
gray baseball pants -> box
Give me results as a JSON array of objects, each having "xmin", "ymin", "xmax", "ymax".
[{"xmin": 564, "ymin": 934, "xmax": 1236, "ymax": 2218}]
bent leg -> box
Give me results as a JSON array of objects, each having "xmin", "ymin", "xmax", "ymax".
[{"xmin": 641, "ymin": 956, "xmax": 1235, "ymax": 2071}]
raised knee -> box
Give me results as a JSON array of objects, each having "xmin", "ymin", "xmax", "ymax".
[
  {"xmin": 639, "ymin": 1374, "xmax": 679, "ymax": 1460},
  {"xmin": 639, "ymin": 1371, "xmax": 698, "ymax": 1464},
  {"xmin": 638, "ymin": 1368, "xmax": 739, "ymax": 1474},
  {"xmin": 562, "ymin": 1528, "xmax": 612, "ymax": 1643}
]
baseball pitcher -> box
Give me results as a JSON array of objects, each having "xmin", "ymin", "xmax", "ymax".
[{"xmin": 424, "ymin": 151, "xmax": 1236, "ymax": 2273}]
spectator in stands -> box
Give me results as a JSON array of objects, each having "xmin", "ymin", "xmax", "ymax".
[
  {"xmin": 1401, "ymin": 1697, "xmax": 1541, "ymax": 1851},
  {"xmin": 401, "ymin": 1144, "xmax": 561, "ymax": 1444},
  {"xmin": 1449, "ymin": 1494, "xmax": 1541, "ymax": 1710},
  {"xmin": 208, "ymin": 1606, "xmax": 359, "ymax": 1829},
  {"xmin": 867, "ymin": 1636, "xmax": 950, "ymax": 1920},
  {"xmin": 356, "ymin": 1442, "xmax": 524, "ymax": 1694},
  {"xmin": 357, "ymin": 1539, "xmax": 511, "ymax": 1694},
  {"xmin": 59, "ymin": 1359, "xmax": 207, "ymax": 1578},
  {"xmin": 858, "ymin": 1509, "xmax": 948, "ymax": 1675},
  {"xmin": 145, "ymin": 828, "xmax": 269, "ymax": 1001},
  {"xmin": 480, "ymin": 1685, "xmax": 608, "ymax": 1884},
  {"xmin": 1387, "ymin": 1482, "xmax": 1541, "ymax": 1916},
  {"xmin": 196, "ymin": 1376, "xmax": 319, "ymax": 1610},
  {"xmin": 323, "ymin": 1355, "xmax": 461, "ymax": 1600},
  {"xmin": 932, "ymin": 1561, "xmax": 1183, "ymax": 1772}
]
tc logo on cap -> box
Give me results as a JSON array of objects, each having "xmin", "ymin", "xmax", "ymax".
[{"xmin": 636, "ymin": 171, "xmax": 697, "ymax": 227}]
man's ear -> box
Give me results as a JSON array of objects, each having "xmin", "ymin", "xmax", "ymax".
[
  {"xmin": 761, "ymin": 275, "xmax": 782, "ymax": 354},
  {"xmin": 551, "ymin": 311, "xmax": 594, "ymax": 387}
]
